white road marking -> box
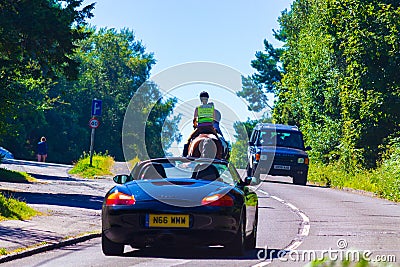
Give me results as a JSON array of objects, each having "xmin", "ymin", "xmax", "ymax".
[
  {"xmin": 129, "ymin": 259, "xmax": 192, "ymax": 267},
  {"xmin": 253, "ymin": 190, "xmax": 311, "ymax": 266},
  {"xmin": 258, "ymin": 189, "xmax": 270, "ymax": 196}
]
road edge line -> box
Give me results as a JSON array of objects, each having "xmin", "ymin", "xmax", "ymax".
[{"xmin": 253, "ymin": 191, "xmax": 310, "ymax": 267}]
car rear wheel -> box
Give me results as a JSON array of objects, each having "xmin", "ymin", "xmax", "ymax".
[
  {"xmin": 102, "ymin": 232, "xmax": 124, "ymax": 256},
  {"xmin": 245, "ymin": 208, "xmax": 258, "ymax": 249},
  {"xmin": 225, "ymin": 212, "xmax": 245, "ymax": 256},
  {"xmin": 293, "ymin": 173, "xmax": 307, "ymax": 185}
]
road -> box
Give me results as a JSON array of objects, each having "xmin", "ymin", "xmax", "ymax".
[{"xmin": 1, "ymin": 161, "xmax": 399, "ymax": 266}]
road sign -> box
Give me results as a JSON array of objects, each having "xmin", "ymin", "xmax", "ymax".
[
  {"xmin": 89, "ymin": 118, "xmax": 100, "ymax": 129},
  {"xmin": 91, "ymin": 99, "xmax": 102, "ymax": 116}
]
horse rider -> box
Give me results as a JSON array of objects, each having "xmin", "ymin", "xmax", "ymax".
[{"xmin": 183, "ymin": 91, "xmax": 219, "ymax": 156}]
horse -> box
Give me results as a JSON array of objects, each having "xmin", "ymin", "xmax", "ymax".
[{"xmin": 187, "ymin": 133, "xmax": 229, "ymax": 160}]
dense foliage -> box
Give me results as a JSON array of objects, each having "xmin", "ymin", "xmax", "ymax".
[
  {"xmin": 309, "ymin": 141, "xmax": 400, "ymax": 202},
  {"xmin": 240, "ymin": 0, "xmax": 400, "ymax": 170},
  {"xmin": 0, "ymin": 1, "xmax": 181, "ymax": 163},
  {"xmin": 47, "ymin": 27, "xmax": 168, "ymax": 162},
  {"xmin": 0, "ymin": 0, "xmax": 94, "ymax": 137}
]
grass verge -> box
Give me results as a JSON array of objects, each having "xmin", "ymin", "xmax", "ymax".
[
  {"xmin": 0, "ymin": 193, "xmax": 39, "ymax": 221},
  {"xmin": 308, "ymin": 150, "xmax": 400, "ymax": 202},
  {"xmin": 0, "ymin": 168, "xmax": 36, "ymax": 183},
  {"xmin": 69, "ymin": 152, "xmax": 115, "ymax": 179}
]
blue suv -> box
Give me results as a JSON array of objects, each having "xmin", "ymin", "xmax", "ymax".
[{"xmin": 247, "ymin": 123, "xmax": 311, "ymax": 185}]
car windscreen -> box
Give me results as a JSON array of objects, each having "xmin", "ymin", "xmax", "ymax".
[
  {"xmin": 259, "ymin": 130, "xmax": 304, "ymax": 150},
  {"xmin": 139, "ymin": 161, "xmax": 235, "ymax": 185}
]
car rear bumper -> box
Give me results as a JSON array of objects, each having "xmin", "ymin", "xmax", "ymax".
[
  {"xmin": 102, "ymin": 211, "xmax": 240, "ymax": 247},
  {"xmin": 254, "ymin": 162, "xmax": 308, "ymax": 177}
]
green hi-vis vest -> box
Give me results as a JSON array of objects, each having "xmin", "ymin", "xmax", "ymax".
[{"xmin": 197, "ymin": 104, "xmax": 214, "ymax": 124}]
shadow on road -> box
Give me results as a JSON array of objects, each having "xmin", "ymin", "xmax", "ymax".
[
  {"xmin": 0, "ymin": 190, "xmax": 103, "ymax": 210},
  {"xmin": 0, "ymin": 225, "xmax": 61, "ymax": 247},
  {"xmin": 122, "ymin": 246, "xmax": 284, "ymax": 261},
  {"xmin": 2, "ymin": 159, "xmax": 72, "ymax": 169}
]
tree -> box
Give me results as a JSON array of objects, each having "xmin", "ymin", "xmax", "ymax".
[
  {"xmin": 46, "ymin": 28, "xmax": 180, "ymax": 162},
  {"xmin": 241, "ymin": 0, "xmax": 400, "ymax": 169},
  {"xmin": 230, "ymin": 118, "xmax": 269, "ymax": 168},
  {"xmin": 0, "ymin": 0, "xmax": 94, "ymax": 153},
  {"xmin": 237, "ymin": 39, "xmax": 283, "ymax": 112}
]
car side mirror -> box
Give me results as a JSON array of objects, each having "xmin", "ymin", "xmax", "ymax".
[
  {"xmin": 305, "ymin": 146, "xmax": 312, "ymax": 151},
  {"xmin": 113, "ymin": 174, "xmax": 131, "ymax": 184},
  {"xmin": 244, "ymin": 176, "xmax": 261, "ymax": 186}
]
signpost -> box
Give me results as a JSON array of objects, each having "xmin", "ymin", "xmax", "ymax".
[
  {"xmin": 89, "ymin": 99, "xmax": 102, "ymax": 166},
  {"xmin": 89, "ymin": 118, "xmax": 100, "ymax": 129},
  {"xmin": 91, "ymin": 99, "xmax": 102, "ymax": 116}
]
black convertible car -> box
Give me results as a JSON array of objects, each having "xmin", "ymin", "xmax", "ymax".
[{"xmin": 102, "ymin": 157, "xmax": 259, "ymax": 256}]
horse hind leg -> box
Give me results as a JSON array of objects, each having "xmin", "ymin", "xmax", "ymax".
[{"xmin": 199, "ymin": 139, "xmax": 218, "ymax": 159}]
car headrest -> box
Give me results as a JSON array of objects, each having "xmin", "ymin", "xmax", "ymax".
[
  {"xmin": 141, "ymin": 163, "xmax": 166, "ymax": 179},
  {"xmin": 192, "ymin": 164, "xmax": 220, "ymax": 181}
]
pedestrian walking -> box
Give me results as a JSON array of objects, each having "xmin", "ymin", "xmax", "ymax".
[{"xmin": 37, "ymin": 136, "xmax": 48, "ymax": 162}]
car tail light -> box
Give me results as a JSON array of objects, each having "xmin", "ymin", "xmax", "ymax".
[
  {"xmin": 201, "ymin": 194, "xmax": 234, "ymax": 207},
  {"xmin": 305, "ymin": 158, "xmax": 309, "ymax": 165},
  {"xmin": 106, "ymin": 191, "xmax": 136, "ymax": 206},
  {"xmin": 255, "ymin": 153, "xmax": 261, "ymax": 161}
]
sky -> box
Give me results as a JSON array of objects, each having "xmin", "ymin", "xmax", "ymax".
[
  {"xmin": 81, "ymin": 0, "xmax": 292, "ymax": 76},
  {"xmin": 80, "ymin": 0, "xmax": 293, "ymax": 153}
]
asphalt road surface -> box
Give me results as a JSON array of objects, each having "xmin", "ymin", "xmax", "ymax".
[{"xmin": 1, "ymin": 161, "xmax": 399, "ymax": 266}]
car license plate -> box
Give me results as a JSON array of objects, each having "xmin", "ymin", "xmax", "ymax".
[
  {"xmin": 146, "ymin": 214, "xmax": 189, "ymax": 228},
  {"xmin": 274, "ymin": 165, "xmax": 291, "ymax": 170}
]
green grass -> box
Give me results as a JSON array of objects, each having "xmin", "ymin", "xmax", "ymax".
[
  {"xmin": 308, "ymin": 147, "xmax": 400, "ymax": 202},
  {"xmin": 69, "ymin": 152, "xmax": 115, "ymax": 179},
  {"xmin": 309, "ymin": 259, "xmax": 368, "ymax": 267},
  {"xmin": 0, "ymin": 193, "xmax": 39, "ymax": 221},
  {"xmin": 0, "ymin": 168, "xmax": 37, "ymax": 183}
]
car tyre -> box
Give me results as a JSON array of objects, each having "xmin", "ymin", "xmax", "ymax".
[
  {"xmin": 102, "ymin": 232, "xmax": 124, "ymax": 256},
  {"xmin": 245, "ymin": 208, "xmax": 258, "ymax": 249},
  {"xmin": 246, "ymin": 164, "xmax": 252, "ymax": 177},
  {"xmin": 251, "ymin": 165, "xmax": 261, "ymax": 180},
  {"xmin": 225, "ymin": 212, "xmax": 245, "ymax": 256},
  {"xmin": 293, "ymin": 174, "xmax": 307, "ymax": 185}
]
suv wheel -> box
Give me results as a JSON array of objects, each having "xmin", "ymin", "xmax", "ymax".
[
  {"xmin": 293, "ymin": 174, "xmax": 307, "ymax": 186},
  {"xmin": 251, "ymin": 165, "xmax": 261, "ymax": 180},
  {"xmin": 246, "ymin": 164, "xmax": 252, "ymax": 177}
]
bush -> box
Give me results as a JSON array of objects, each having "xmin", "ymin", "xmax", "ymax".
[
  {"xmin": 308, "ymin": 144, "xmax": 400, "ymax": 202},
  {"xmin": 0, "ymin": 193, "xmax": 38, "ymax": 221},
  {"xmin": 0, "ymin": 168, "xmax": 36, "ymax": 183},
  {"xmin": 69, "ymin": 152, "xmax": 115, "ymax": 179}
]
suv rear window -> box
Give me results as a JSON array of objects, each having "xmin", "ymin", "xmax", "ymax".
[{"xmin": 258, "ymin": 130, "xmax": 304, "ymax": 150}]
